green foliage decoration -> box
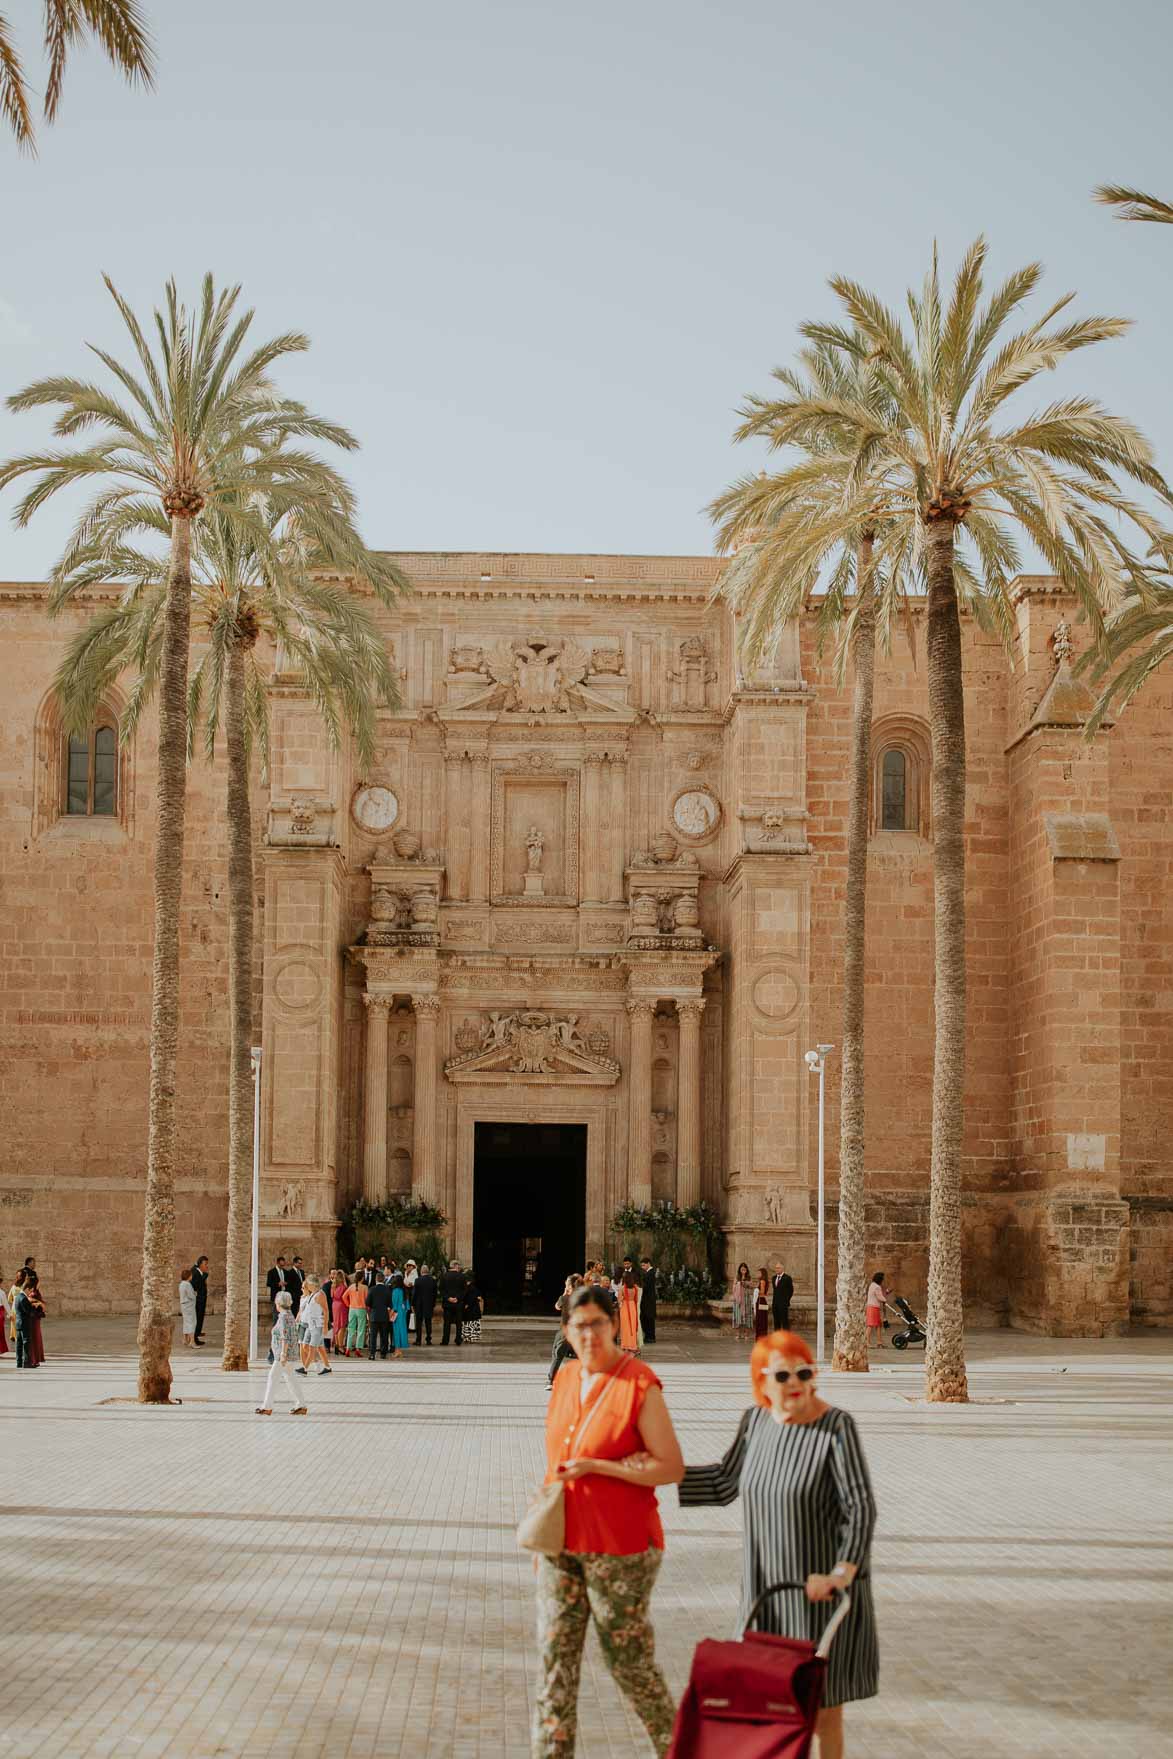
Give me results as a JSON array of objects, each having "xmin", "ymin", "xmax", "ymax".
[
  {"xmin": 607, "ymin": 1199, "xmax": 725, "ymax": 1303},
  {"xmin": 336, "ymin": 1196, "xmax": 448, "ymax": 1275}
]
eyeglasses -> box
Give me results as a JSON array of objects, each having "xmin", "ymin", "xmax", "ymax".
[
  {"xmin": 762, "ymin": 1367, "xmax": 815, "ymax": 1384},
  {"xmin": 567, "ymin": 1318, "xmax": 614, "ymax": 1336}
]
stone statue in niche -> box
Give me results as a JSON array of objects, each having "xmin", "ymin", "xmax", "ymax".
[
  {"xmin": 525, "ymin": 825, "xmax": 544, "ymax": 871},
  {"xmin": 278, "ymin": 1181, "xmax": 304, "ymax": 1220},
  {"xmin": 763, "ymin": 1184, "xmax": 786, "ymax": 1225}
]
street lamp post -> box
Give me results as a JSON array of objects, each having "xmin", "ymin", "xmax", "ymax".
[
  {"xmin": 804, "ymin": 1043, "xmax": 835, "ymax": 1362},
  {"xmin": 249, "ymin": 1045, "xmax": 262, "ymax": 1364}
]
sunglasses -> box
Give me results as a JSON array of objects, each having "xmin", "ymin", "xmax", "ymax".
[{"xmin": 762, "ymin": 1367, "xmax": 816, "ymax": 1384}]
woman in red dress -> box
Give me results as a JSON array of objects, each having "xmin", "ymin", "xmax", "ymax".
[
  {"xmin": 25, "ymin": 1273, "xmax": 46, "ymax": 1366},
  {"xmin": 753, "ymin": 1267, "xmax": 771, "ymax": 1339},
  {"xmin": 330, "ymin": 1271, "xmax": 349, "ymax": 1355}
]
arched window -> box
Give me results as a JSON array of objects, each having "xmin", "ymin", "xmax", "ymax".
[
  {"xmin": 870, "ymin": 716, "xmax": 931, "ymax": 837},
  {"xmin": 65, "ymin": 723, "xmax": 118, "ymax": 816},
  {"xmin": 880, "ymin": 748, "xmax": 908, "ymax": 830}
]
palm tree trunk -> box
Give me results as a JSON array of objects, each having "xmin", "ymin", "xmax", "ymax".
[
  {"xmin": 221, "ymin": 638, "xmax": 255, "ymax": 1372},
  {"xmin": 923, "ymin": 517, "xmax": 969, "ymax": 1403},
  {"xmin": 832, "ymin": 535, "xmax": 875, "ymax": 1374},
  {"xmin": 137, "ymin": 513, "xmax": 193, "ymax": 1403}
]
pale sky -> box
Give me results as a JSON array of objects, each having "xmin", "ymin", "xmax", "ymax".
[{"xmin": 2, "ymin": 0, "xmax": 1171, "ymax": 576}]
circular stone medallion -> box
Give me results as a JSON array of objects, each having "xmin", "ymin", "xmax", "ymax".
[
  {"xmin": 752, "ymin": 969, "xmax": 800, "ymax": 1021},
  {"xmin": 351, "ymin": 783, "xmax": 400, "ymax": 836},
  {"xmin": 671, "ymin": 785, "xmax": 722, "ymax": 843}
]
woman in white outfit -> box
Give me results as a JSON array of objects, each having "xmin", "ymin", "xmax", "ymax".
[
  {"xmin": 404, "ymin": 1260, "xmax": 418, "ymax": 1336},
  {"xmin": 257, "ymin": 1292, "xmax": 308, "ymax": 1416},
  {"xmin": 297, "ymin": 1276, "xmax": 331, "ymax": 1376},
  {"xmin": 178, "ymin": 1269, "xmax": 198, "ymax": 1348}
]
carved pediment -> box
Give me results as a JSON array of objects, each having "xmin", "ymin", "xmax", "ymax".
[{"xmin": 444, "ymin": 1010, "xmax": 620, "ymax": 1085}]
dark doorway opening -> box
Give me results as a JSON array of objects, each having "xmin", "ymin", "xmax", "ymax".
[{"xmin": 473, "ymin": 1122, "xmax": 587, "ymax": 1313}]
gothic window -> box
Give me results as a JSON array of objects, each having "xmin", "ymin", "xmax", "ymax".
[
  {"xmin": 880, "ymin": 748, "xmax": 908, "ymax": 830},
  {"xmin": 65, "ymin": 722, "xmax": 119, "ymax": 817}
]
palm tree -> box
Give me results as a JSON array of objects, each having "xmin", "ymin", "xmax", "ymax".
[
  {"xmin": 1094, "ymin": 186, "xmax": 1173, "ymax": 225},
  {"xmin": 1, "ymin": 0, "xmax": 153, "ymax": 151},
  {"xmin": 1, "ymin": 274, "xmax": 364, "ymax": 1402},
  {"xmin": 51, "ymin": 496, "xmax": 408, "ymax": 1371},
  {"xmin": 720, "ymin": 240, "xmax": 1168, "ymax": 1400},
  {"xmin": 712, "ymin": 336, "xmax": 913, "ymax": 1375}
]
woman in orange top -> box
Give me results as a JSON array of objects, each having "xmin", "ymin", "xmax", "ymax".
[
  {"xmin": 533, "ymin": 1283, "xmax": 684, "ymax": 1757},
  {"xmin": 617, "ymin": 1268, "xmax": 642, "ymax": 1353}
]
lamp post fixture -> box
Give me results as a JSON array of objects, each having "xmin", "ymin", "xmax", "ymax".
[
  {"xmin": 249, "ymin": 1045, "xmax": 262, "ymax": 1364},
  {"xmin": 803, "ymin": 1043, "xmax": 835, "ymax": 1362}
]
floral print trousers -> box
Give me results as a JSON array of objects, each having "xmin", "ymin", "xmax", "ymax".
[{"xmin": 532, "ymin": 1547, "xmax": 676, "ymax": 1756}]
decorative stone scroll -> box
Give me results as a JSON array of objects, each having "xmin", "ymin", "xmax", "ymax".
[{"xmin": 444, "ymin": 1011, "xmax": 620, "ymax": 1085}]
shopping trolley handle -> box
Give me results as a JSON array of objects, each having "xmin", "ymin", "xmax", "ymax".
[{"xmin": 746, "ymin": 1580, "xmax": 854, "ymax": 1661}]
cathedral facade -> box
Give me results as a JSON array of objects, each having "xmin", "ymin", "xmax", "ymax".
[{"xmin": 2, "ymin": 552, "xmax": 1171, "ymax": 1332}]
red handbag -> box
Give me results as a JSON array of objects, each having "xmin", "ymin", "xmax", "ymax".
[{"xmin": 666, "ymin": 1583, "xmax": 852, "ymax": 1759}]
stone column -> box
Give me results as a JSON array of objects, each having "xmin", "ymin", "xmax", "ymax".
[
  {"xmin": 583, "ymin": 753, "xmax": 603, "ymax": 900},
  {"xmin": 411, "ymin": 994, "xmax": 442, "ymax": 1205},
  {"xmin": 469, "ymin": 752, "xmax": 490, "ymax": 902},
  {"xmin": 626, "ymin": 998, "xmax": 655, "ymax": 1206},
  {"xmin": 362, "ymin": 994, "xmax": 390, "ymax": 1201},
  {"xmin": 608, "ymin": 755, "xmax": 628, "ymax": 900},
  {"xmin": 676, "ymin": 998, "xmax": 705, "ymax": 1207},
  {"xmin": 444, "ymin": 754, "xmax": 466, "ymax": 899}
]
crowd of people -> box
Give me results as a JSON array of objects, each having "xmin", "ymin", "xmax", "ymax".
[
  {"xmin": 547, "ymin": 1254, "xmax": 659, "ymax": 1387},
  {"xmin": 254, "ymin": 1254, "xmax": 486, "ymax": 1413},
  {"xmin": 2, "ymin": 1260, "xmax": 47, "ymax": 1368},
  {"xmin": 730, "ymin": 1259, "xmax": 794, "ymax": 1340}
]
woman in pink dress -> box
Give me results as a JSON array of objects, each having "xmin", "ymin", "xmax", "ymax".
[{"xmin": 330, "ymin": 1271, "xmax": 349, "ymax": 1355}]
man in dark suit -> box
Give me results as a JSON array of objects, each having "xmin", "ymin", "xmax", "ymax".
[
  {"xmin": 367, "ymin": 1273, "xmax": 393, "ymax": 1359},
  {"xmin": 287, "ymin": 1257, "xmax": 304, "ymax": 1313},
  {"xmin": 638, "ymin": 1255, "xmax": 657, "ymax": 1344},
  {"xmin": 266, "ymin": 1257, "xmax": 290, "ymax": 1316},
  {"xmin": 413, "ymin": 1265, "xmax": 437, "ymax": 1345},
  {"xmin": 772, "ymin": 1262, "xmax": 794, "ymax": 1330},
  {"xmin": 439, "ymin": 1261, "xmax": 467, "ymax": 1346},
  {"xmin": 190, "ymin": 1255, "xmax": 209, "ymax": 1346}
]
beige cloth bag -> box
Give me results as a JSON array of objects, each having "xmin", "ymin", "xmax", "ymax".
[{"xmin": 517, "ymin": 1358, "xmax": 632, "ymax": 1556}]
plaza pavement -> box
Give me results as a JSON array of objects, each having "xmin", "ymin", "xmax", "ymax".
[{"xmin": 1, "ymin": 1318, "xmax": 1170, "ymax": 1759}]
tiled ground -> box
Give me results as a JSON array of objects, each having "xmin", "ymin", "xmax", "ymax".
[{"xmin": 1, "ymin": 1319, "xmax": 1171, "ymax": 1758}]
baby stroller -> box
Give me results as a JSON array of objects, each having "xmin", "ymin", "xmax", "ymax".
[
  {"xmin": 888, "ymin": 1294, "xmax": 926, "ymax": 1350},
  {"xmin": 666, "ymin": 1581, "xmax": 853, "ymax": 1758}
]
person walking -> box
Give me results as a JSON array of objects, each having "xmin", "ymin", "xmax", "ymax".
[
  {"xmin": 391, "ymin": 1273, "xmax": 412, "ymax": 1358},
  {"xmin": 179, "ymin": 1268, "xmax": 198, "ymax": 1348},
  {"xmin": 344, "ymin": 1273, "xmax": 369, "ymax": 1356},
  {"xmin": 256, "ymin": 1292, "xmax": 308, "ymax": 1416},
  {"xmin": 731, "ymin": 1262, "xmax": 753, "ymax": 1340},
  {"xmin": 678, "ymin": 1328, "xmax": 879, "ymax": 1759},
  {"xmin": 413, "ymin": 1264, "xmax": 437, "ymax": 1345},
  {"xmin": 461, "ymin": 1272, "xmax": 484, "ymax": 1345},
  {"xmin": 772, "ymin": 1261, "xmax": 794, "ymax": 1331},
  {"xmin": 866, "ymin": 1272, "xmax": 888, "ymax": 1351},
  {"xmin": 753, "ymin": 1269, "xmax": 771, "ymax": 1340},
  {"xmin": 367, "ymin": 1273, "xmax": 393, "ymax": 1360},
  {"xmin": 440, "ymin": 1261, "xmax": 467, "ymax": 1346},
  {"xmin": 190, "ymin": 1255, "xmax": 209, "ymax": 1346},
  {"xmin": 617, "ymin": 1270, "xmax": 642, "ymax": 1354},
  {"xmin": 638, "ymin": 1256, "xmax": 657, "ymax": 1344},
  {"xmin": 547, "ymin": 1274, "xmax": 582, "ymax": 1389},
  {"xmin": 532, "ymin": 1282, "xmax": 684, "ymax": 1757},
  {"xmin": 329, "ymin": 1271, "xmax": 348, "ymax": 1354},
  {"xmin": 297, "ymin": 1275, "xmax": 331, "ymax": 1376}
]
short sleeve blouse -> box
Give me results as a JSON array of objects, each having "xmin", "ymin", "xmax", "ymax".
[{"xmin": 544, "ymin": 1356, "xmax": 665, "ymax": 1556}]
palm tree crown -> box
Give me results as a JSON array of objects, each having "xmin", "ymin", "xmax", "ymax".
[{"xmin": 1, "ymin": 0, "xmax": 153, "ymax": 151}]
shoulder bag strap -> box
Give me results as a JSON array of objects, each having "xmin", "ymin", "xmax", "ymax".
[{"xmin": 568, "ymin": 1356, "xmax": 633, "ymax": 1457}]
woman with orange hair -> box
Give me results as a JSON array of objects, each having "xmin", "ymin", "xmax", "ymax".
[{"xmin": 677, "ymin": 1330, "xmax": 878, "ymax": 1759}]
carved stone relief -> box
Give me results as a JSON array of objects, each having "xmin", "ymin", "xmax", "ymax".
[{"xmin": 445, "ymin": 1010, "xmax": 620, "ymax": 1084}]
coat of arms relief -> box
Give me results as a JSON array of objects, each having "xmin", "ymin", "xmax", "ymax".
[
  {"xmin": 444, "ymin": 1011, "xmax": 620, "ymax": 1085},
  {"xmin": 449, "ymin": 635, "xmax": 625, "ymax": 716}
]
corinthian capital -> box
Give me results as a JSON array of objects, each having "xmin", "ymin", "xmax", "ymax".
[
  {"xmin": 363, "ymin": 993, "xmax": 391, "ymax": 1015},
  {"xmin": 625, "ymin": 998, "xmax": 656, "ymax": 1021},
  {"xmin": 411, "ymin": 993, "xmax": 442, "ymax": 1019},
  {"xmin": 675, "ymin": 998, "xmax": 706, "ymax": 1023}
]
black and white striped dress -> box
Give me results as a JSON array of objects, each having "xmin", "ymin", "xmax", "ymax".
[{"xmin": 678, "ymin": 1405, "xmax": 878, "ymax": 1707}]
